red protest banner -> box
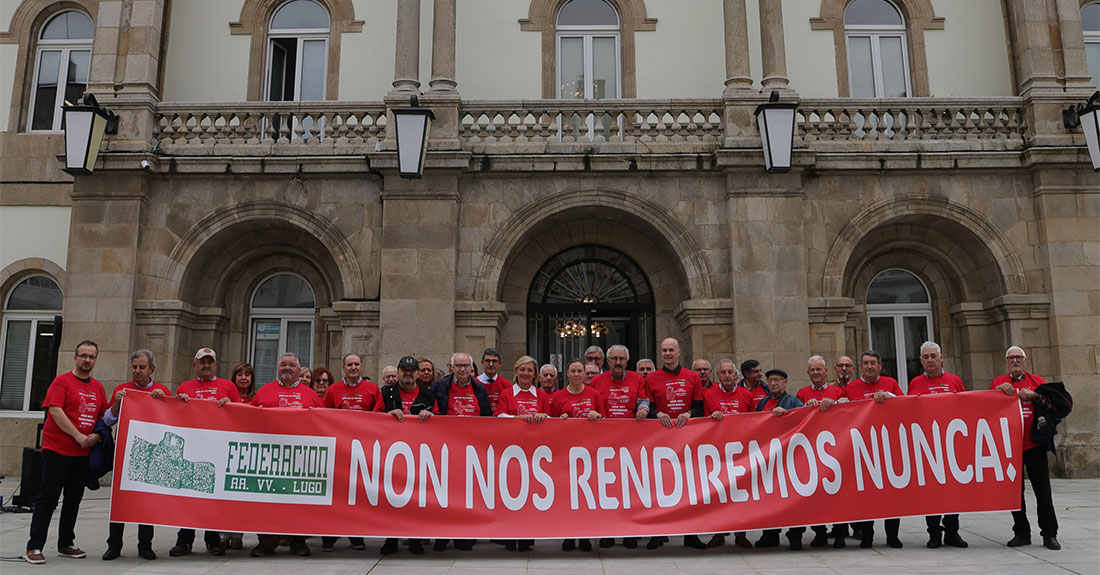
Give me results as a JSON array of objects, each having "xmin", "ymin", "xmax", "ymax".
[{"xmin": 110, "ymin": 390, "xmax": 1022, "ymax": 538}]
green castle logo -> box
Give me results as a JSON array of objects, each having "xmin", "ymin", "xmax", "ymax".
[{"xmin": 127, "ymin": 431, "xmax": 216, "ymax": 494}]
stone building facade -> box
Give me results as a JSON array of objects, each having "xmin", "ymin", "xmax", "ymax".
[{"xmin": 0, "ymin": 0, "xmax": 1097, "ymax": 479}]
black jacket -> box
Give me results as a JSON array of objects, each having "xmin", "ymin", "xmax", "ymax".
[
  {"xmin": 381, "ymin": 384, "xmax": 436, "ymax": 415},
  {"xmin": 428, "ymin": 375, "xmax": 492, "ymax": 416},
  {"xmin": 1031, "ymin": 381, "xmax": 1073, "ymax": 454},
  {"xmin": 87, "ymin": 418, "xmax": 114, "ymax": 489}
]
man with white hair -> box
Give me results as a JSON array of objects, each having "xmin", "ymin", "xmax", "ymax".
[
  {"xmin": 692, "ymin": 358, "xmax": 713, "ymax": 388},
  {"xmin": 991, "ymin": 345, "xmax": 1060, "ymax": 551},
  {"xmin": 381, "ymin": 365, "xmax": 399, "ymax": 387},
  {"xmin": 794, "ymin": 355, "xmax": 847, "ymax": 548},
  {"xmin": 635, "ymin": 358, "xmax": 656, "ymax": 380},
  {"xmin": 584, "ymin": 345, "xmax": 606, "ymax": 372},
  {"xmin": 538, "ymin": 363, "xmax": 559, "ymax": 394},
  {"xmin": 907, "ymin": 341, "xmax": 968, "ymax": 549}
]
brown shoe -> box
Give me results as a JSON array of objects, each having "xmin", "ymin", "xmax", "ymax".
[
  {"xmin": 734, "ymin": 533, "xmax": 753, "ymax": 549},
  {"xmin": 707, "ymin": 534, "xmax": 726, "ymax": 548},
  {"xmin": 289, "ymin": 543, "xmax": 311, "ymax": 557},
  {"xmin": 250, "ymin": 545, "xmax": 273, "ymax": 557},
  {"xmin": 168, "ymin": 544, "xmax": 191, "ymax": 557},
  {"xmin": 57, "ymin": 547, "xmax": 86, "ymax": 559},
  {"xmin": 25, "ymin": 550, "xmax": 46, "ymax": 564}
]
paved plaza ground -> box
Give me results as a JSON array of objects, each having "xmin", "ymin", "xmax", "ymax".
[{"xmin": 1, "ymin": 478, "xmax": 1096, "ymax": 574}]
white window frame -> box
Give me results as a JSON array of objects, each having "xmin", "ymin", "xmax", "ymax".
[
  {"xmin": 556, "ymin": 8, "xmax": 622, "ymax": 141},
  {"xmin": 866, "ymin": 268, "xmax": 933, "ymax": 392},
  {"xmin": 26, "ymin": 12, "xmax": 93, "ymax": 133},
  {"xmin": 1086, "ymin": 14, "xmax": 1100, "ymax": 89},
  {"xmin": 845, "ymin": 23, "xmax": 912, "ymax": 98},
  {"xmin": 264, "ymin": 0, "xmax": 330, "ymax": 142},
  {"xmin": 0, "ymin": 314, "xmax": 56, "ymax": 412},
  {"xmin": 247, "ymin": 273, "xmax": 316, "ymax": 382}
]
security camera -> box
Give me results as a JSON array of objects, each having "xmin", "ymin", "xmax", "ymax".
[{"xmin": 140, "ymin": 160, "xmax": 152, "ymax": 171}]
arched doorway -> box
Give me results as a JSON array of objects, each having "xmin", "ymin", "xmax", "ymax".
[
  {"xmin": 526, "ymin": 245, "xmax": 655, "ymax": 376},
  {"xmin": 249, "ymin": 273, "xmax": 317, "ymax": 384},
  {"xmin": 866, "ymin": 268, "xmax": 932, "ymax": 390}
]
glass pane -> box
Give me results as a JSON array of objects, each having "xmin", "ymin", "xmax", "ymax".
[
  {"xmin": 286, "ymin": 321, "xmax": 312, "ymax": 368},
  {"xmin": 559, "ymin": 37, "xmax": 585, "ymax": 99},
  {"xmin": 550, "ymin": 312, "xmax": 588, "ymax": 377},
  {"xmin": 29, "ymin": 322, "xmax": 55, "ymax": 411},
  {"xmin": 63, "ymin": 50, "xmax": 90, "ymax": 113},
  {"xmin": 592, "ymin": 36, "xmax": 617, "ymax": 99},
  {"xmin": 848, "ymin": 36, "xmax": 876, "ymax": 97},
  {"xmin": 252, "ymin": 320, "xmax": 281, "ymax": 384},
  {"xmin": 529, "ymin": 246, "xmax": 651, "ymax": 304},
  {"xmin": 879, "ymin": 35, "xmax": 908, "ymax": 97},
  {"xmin": 1, "ymin": 321, "xmax": 32, "ymax": 410},
  {"xmin": 252, "ymin": 274, "xmax": 315, "ymax": 308},
  {"xmin": 845, "ymin": 0, "xmax": 903, "ymax": 26},
  {"xmin": 869, "ymin": 316, "xmax": 898, "ymax": 380},
  {"xmin": 271, "ymin": 0, "xmax": 330, "ymax": 30},
  {"xmin": 901, "ymin": 316, "xmax": 929, "ymax": 390},
  {"xmin": 1084, "ymin": 4, "xmax": 1100, "ymax": 32},
  {"xmin": 1087, "ymin": 42, "xmax": 1100, "ymax": 90},
  {"xmin": 527, "ymin": 312, "xmax": 544, "ymax": 364},
  {"xmin": 6, "ymin": 277, "xmax": 63, "ymax": 310},
  {"xmin": 32, "ymin": 50, "xmax": 61, "ymax": 130},
  {"xmin": 41, "ymin": 11, "xmax": 94, "ymax": 40},
  {"xmin": 299, "ymin": 39, "xmax": 325, "ymax": 101},
  {"xmin": 867, "ymin": 269, "xmax": 929, "ymax": 304},
  {"xmin": 558, "ymin": 0, "xmax": 619, "ymax": 26}
]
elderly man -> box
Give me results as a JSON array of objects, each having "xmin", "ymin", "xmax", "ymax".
[
  {"xmin": 102, "ymin": 350, "xmax": 168, "ymax": 561},
  {"xmin": 844, "ymin": 350, "xmax": 904, "ymax": 549},
  {"xmin": 754, "ymin": 369, "xmax": 810, "ymax": 550},
  {"xmin": 538, "ymin": 363, "xmax": 559, "ymax": 394},
  {"xmin": 477, "ymin": 347, "xmax": 512, "ymax": 414},
  {"xmin": 429, "ymin": 352, "xmax": 492, "ymax": 551},
  {"xmin": 644, "ymin": 337, "xmax": 706, "ymax": 550},
  {"xmin": 832, "ymin": 355, "xmax": 856, "ymax": 389},
  {"xmin": 165, "ymin": 347, "xmax": 239, "ymax": 557},
  {"xmin": 991, "ymin": 345, "xmax": 1060, "ymax": 551},
  {"xmin": 381, "ymin": 365, "xmax": 399, "ymax": 387},
  {"xmin": 584, "ymin": 362, "xmax": 600, "ymax": 386},
  {"xmin": 738, "ymin": 359, "xmax": 768, "ymax": 405},
  {"xmin": 692, "ymin": 358, "xmax": 713, "ymax": 388},
  {"xmin": 24, "ymin": 341, "xmax": 106, "ymax": 565},
  {"xmin": 907, "ymin": 341, "xmax": 968, "ymax": 549},
  {"xmin": 584, "ymin": 345, "xmax": 606, "ymax": 371},
  {"xmin": 702, "ymin": 359, "xmax": 754, "ymax": 549},
  {"xmin": 591, "ymin": 344, "xmax": 650, "ymax": 549},
  {"xmin": 636, "ymin": 358, "xmax": 655, "ymax": 379},
  {"xmin": 794, "ymin": 355, "xmax": 848, "ymax": 548}
]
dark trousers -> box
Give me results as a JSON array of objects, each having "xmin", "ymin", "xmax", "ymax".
[
  {"xmin": 854, "ymin": 518, "xmax": 899, "ymax": 541},
  {"xmin": 175, "ymin": 528, "xmax": 221, "ymax": 549},
  {"xmin": 924, "ymin": 514, "xmax": 960, "ymax": 536},
  {"xmin": 257, "ymin": 534, "xmax": 307, "ymax": 551},
  {"xmin": 108, "ymin": 523, "xmax": 153, "ymax": 550},
  {"xmin": 1013, "ymin": 447, "xmax": 1059, "ymax": 538},
  {"xmin": 26, "ymin": 450, "xmax": 88, "ymax": 551},
  {"xmin": 321, "ymin": 536, "xmax": 366, "ymax": 548},
  {"xmin": 763, "ymin": 527, "xmax": 806, "ymax": 540}
]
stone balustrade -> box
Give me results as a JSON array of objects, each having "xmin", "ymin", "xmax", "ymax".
[{"xmin": 797, "ymin": 98, "xmax": 1028, "ymax": 150}]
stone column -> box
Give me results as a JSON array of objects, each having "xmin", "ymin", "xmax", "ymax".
[
  {"xmin": 1055, "ymin": 0, "xmax": 1096, "ymax": 93},
  {"xmin": 392, "ymin": 0, "xmax": 422, "ymax": 93},
  {"xmin": 429, "ymin": 0, "xmax": 457, "ymax": 92},
  {"xmin": 723, "ymin": 0, "xmax": 753, "ymax": 94},
  {"xmin": 119, "ymin": 0, "xmax": 167, "ymax": 99},
  {"xmin": 1005, "ymin": 0, "xmax": 1077, "ymax": 146},
  {"xmin": 377, "ymin": 173, "xmax": 459, "ymax": 367},
  {"xmin": 758, "ymin": 0, "xmax": 789, "ymax": 91}
]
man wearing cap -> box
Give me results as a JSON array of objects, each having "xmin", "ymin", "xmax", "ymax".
[
  {"xmin": 539, "ymin": 363, "xmax": 559, "ymax": 394},
  {"xmin": 991, "ymin": 345, "xmax": 1060, "ymax": 551},
  {"xmin": 101, "ymin": 350, "xmax": 168, "ymax": 561},
  {"xmin": 24, "ymin": 340, "xmax": 106, "ymax": 566},
  {"xmin": 250, "ymin": 353, "xmax": 321, "ymax": 557},
  {"xmin": 429, "ymin": 352, "xmax": 492, "ymax": 551},
  {"xmin": 376, "ymin": 356, "xmax": 435, "ymax": 555},
  {"xmin": 165, "ymin": 347, "xmax": 240, "ymax": 557},
  {"xmin": 754, "ymin": 369, "xmax": 810, "ymax": 550}
]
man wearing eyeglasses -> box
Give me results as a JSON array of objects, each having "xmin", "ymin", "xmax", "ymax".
[
  {"xmin": 476, "ymin": 347, "xmax": 511, "ymax": 414},
  {"xmin": 584, "ymin": 345, "xmax": 606, "ymax": 372},
  {"xmin": 428, "ymin": 352, "xmax": 492, "ymax": 551},
  {"xmin": 991, "ymin": 345, "xmax": 1060, "ymax": 551}
]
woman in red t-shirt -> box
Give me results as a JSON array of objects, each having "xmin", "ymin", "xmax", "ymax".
[
  {"xmin": 230, "ymin": 362, "xmax": 255, "ymax": 403},
  {"xmin": 549, "ymin": 360, "xmax": 605, "ymax": 552},
  {"xmin": 312, "ymin": 367, "xmax": 334, "ymax": 397}
]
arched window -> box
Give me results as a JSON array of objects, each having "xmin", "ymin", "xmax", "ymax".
[
  {"xmin": 267, "ymin": 0, "xmax": 329, "ymax": 103},
  {"xmin": 866, "ymin": 269, "xmax": 931, "ymax": 390},
  {"xmin": 556, "ymin": 0, "xmax": 621, "ymax": 100},
  {"xmin": 844, "ymin": 0, "xmax": 911, "ymax": 97},
  {"xmin": 1, "ymin": 276, "xmax": 63, "ymax": 411},
  {"xmin": 1084, "ymin": 3, "xmax": 1100, "ymax": 89},
  {"xmin": 28, "ymin": 10, "xmax": 93, "ymax": 131},
  {"xmin": 249, "ymin": 273, "xmax": 315, "ymax": 384}
]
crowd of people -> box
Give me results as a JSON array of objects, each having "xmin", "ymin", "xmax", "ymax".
[{"xmin": 23, "ymin": 337, "xmax": 1062, "ymax": 565}]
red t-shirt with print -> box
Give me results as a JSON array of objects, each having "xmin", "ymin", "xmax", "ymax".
[
  {"xmin": 448, "ymin": 382, "xmax": 481, "ymax": 416},
  {"xmin": 592, "ymin": 371, "xmax": 648, "ymax": 418},
  {"xmin": 548, "ymin": 386, "xmax": 606, "ymax": 418},
  {"xmin": 990, "ymin": 372, "xmax": 1046, "ymax": 451},
  {"xmin": 251, "ymin": 381, "xmax": 322, "ymax": 409},
  {"xmin": 41, "ymin": 372, "xmax": 107, "ymax": 456},
  {"xmin": 907, "ymin": 372, "xmax": 966, "ymax": 396},
  {"xmin": 176, "ymin": 377, "xmax": 242, "ymax": 403},
  {"xmin": 495, "ymin": 385, "xmax": 550, "ymax": 416},
  {"xmin": 106, "ymin": 380, "xmax": 171, "ymax": 410},
  {"xmin": 323, "ymin": 379, "xmax": 383, "ymax": 411},
  {"xmin": 795, "ymin": 385, "xmax": 848, "ymax": 404},
  {"xmin": 645, "ymin": 366, "xmax": 703, "ymax": 418},
  {"xmin": 703, "ymin": 384, "xmax": 755, "ymax": 415}
]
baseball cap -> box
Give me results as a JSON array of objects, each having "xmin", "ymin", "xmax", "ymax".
[
  {"xmin": 194, "ymin": 347, "xmax": 217, "ymax": 361},
  {"xmin": 397, "ymin": 355, "xmax": 418, "ymax": 370},
  {"xmin": 765, "ymin": 368, "xmax": 787, "ymax": 379}
]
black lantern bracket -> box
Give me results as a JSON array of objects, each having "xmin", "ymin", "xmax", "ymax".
[
  {"xmin": 1063, "ymin": 90, "xmax": 1100, "ymax": 129},
  {"xmin": 77, "ymin": 92, "xmax": 119, "ymax": 134}
]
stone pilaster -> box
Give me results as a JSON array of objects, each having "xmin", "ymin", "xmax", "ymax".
[
  {"xmin": 378, "ymin": 173, "xmax": 459, "ymax": 369},
  {"xmin": 1055, "ymin": 0, "xmax": 1097, "ymax": 94},
  {"xmin": 1004, "ymin": 0, "xmax": 1078, "ymax": 147},
  {"xmin": 807, "ymin": 297, "xmax": 855, "ymax": 362},
  {"xmin": 454, "ymin": 301, "xmax": 508, "ymax": 361},
  {"xmin": 429, "ymin": 0, "xmax": 458, "ymax": 92},
  {"xmin": 392, "ymin": 0, "xmax": 422, "ymax": 94},
  {"xmin": 723, "ymin": 0, "xmax": 753, "ymax": 94},
  {"xmin": 673, "ymin": 299, "xmax": 735, "ymax": 367},
  {"xmin": 758, "ymin": 0, "xmax": 789, "ymax": 92}
]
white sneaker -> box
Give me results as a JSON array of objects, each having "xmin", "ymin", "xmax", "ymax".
[{"xmin": 25, "ymin": 550, "xmax": 46, "ymax": 564}]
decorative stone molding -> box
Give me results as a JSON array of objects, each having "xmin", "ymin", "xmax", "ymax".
[
  {"xmin": 672, "ymin": 299, "xmax": 733, "ymax": 332},
  {"xmin": 1, "ymin": 0, "xmax": 100, "ymax": 132},
  {"xmin": 331, "ymin": 300, "xmax": 381, "ymax": 328},
  {"xmin": 455, "ymin": 301, "xmax": 509, "ymax": 331},
  {"xmin": 0, "ymin": 258, "xmax": 67, "ymax": 299},
  {"xmin": 806, "ymin": 297, "xmax": 856, "ymax": 323},
  {"xmin": 810, "ymin": 0, "xmax": 944, "ymax": 97},
  {"xmin": 948, "ymin": 294, "xmax": 1051, "ymax": 327},
  {"xmin": 133, "ymin": 299, "xmax": 229, "ymax": 332},
  {"xmin": 228, "ymin": 0, "xmax": 364, "ymax": 101},
  {"xmin": 519, "ymin": 0, "xmax": 656, "ymax": 98}
]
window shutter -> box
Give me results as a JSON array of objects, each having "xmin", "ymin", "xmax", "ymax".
[
  {"xmin": 1, "ymin": 321, "xmax": 32, "ymax": 410},
  {"xmin": 299, "ymin": 39, "xmax": 326, "ymax": 101}
]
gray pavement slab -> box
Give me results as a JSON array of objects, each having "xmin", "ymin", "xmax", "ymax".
[{"xmin": 1, "ymin": 478, "xmax": 1096, "ymax": 574}]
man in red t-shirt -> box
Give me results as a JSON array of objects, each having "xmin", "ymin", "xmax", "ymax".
[
  {"xmin": 702, "ymin": 359, "xmax": 754, "ymax": 549},
  {"xmin": 165, "ymin": 348, "xmax": 239, "ymax": 557},
  {"xmin": 102, "ymin": 349, "xmax": 168, "ymax": 561},
  {"xmin": 847, "ymin": 350, "xmax": 904, "ymax": 549},
  {"xmin": 24, "ymin": 340, "xmax": 106, "ymax": 565},
  {"xmin": 907, "ymin": 341, "xmax": 969, "ymax": 549},
  {"xmin": 643, "ymin": 338, "xmax": 706, "ymax": 550},
  {"xmin": 792, "ymin": 355, "xmax": 848, "ymax": 548},
  {"xmin": 991, "ymin": 345, "xmax": 1059, "ymax": 551},
  {"xmin": 592, "ymin": 345, "xmax": 650, "ymax": 422},
  {"xmin": 538, "ymin": 363, "xmax": 559, "ymax": 395},
  {"xmin": 323, "ymin": 353, "xmax": 383, "ymax": 413},
  {"xmin": 738, "ymin": 359, "xmax": 769, "ymax": 405},
  {"xmin": 476, "ymin": 347, "xmax": 512, "ymax": 413},
  {"xmin": 250, "ymin": 353, "xmax": 321, "ymax": 557}
]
